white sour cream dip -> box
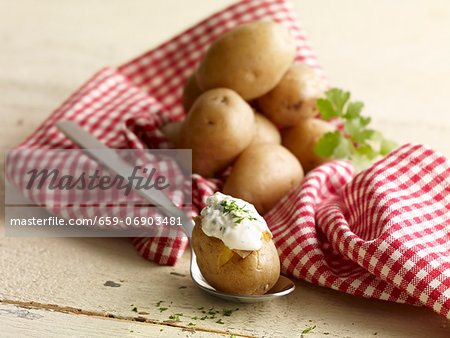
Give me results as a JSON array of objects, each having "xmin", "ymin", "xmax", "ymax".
[{"xmin": 200, "ymin": 192, "xmax": 271, "ymax": 251}]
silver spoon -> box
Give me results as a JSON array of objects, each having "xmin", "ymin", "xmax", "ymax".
[{"xmin": 56, "ymin": 120, "xmax": 295, "ymax": 302}]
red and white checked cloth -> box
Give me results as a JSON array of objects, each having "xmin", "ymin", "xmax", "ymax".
[{"xmin": 6, "ymin": 0, "xmax": 450, "ymax": 319}]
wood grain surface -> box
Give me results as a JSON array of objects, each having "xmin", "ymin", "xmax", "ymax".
[{"xmin": 1, "ymin": 0, "xmax": 449, "ymax": 336}]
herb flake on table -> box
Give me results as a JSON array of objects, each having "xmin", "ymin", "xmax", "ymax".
[
  {"xmin": 216, "ymin": 318, "xmax": 224, "ymax": 324},
  {"xmin": 302, "ymin": 325, "xmax": 316, "ymax": 334},
  {"xmin": 169, "ymin": 314, "xmax": 181, "ymax": 321},
  {"xmin": 222, "ymin": 309, "xmax": 235, "ymax": 316}
]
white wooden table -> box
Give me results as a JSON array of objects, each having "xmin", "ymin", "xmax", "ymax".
[{"xmin": 1, "ymin": 0, "xmax": 449, "ymax": 336}]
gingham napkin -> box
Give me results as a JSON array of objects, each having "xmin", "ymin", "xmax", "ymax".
[{"xmin": 7, "ymin": 0, "xmax": 450, "ymax": 319}]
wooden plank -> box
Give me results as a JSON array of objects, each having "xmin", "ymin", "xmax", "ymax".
[{"xmin": 0, "ymin": 302, "xmax": 229, "ymax": 337}]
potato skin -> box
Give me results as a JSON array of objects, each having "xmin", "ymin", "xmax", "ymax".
[
  {"xmin": 196, "ymin": 21, "xmax": 296, "ymax": 100},
  {"xmin": 160, "ymin": 120, "xmax": 183, "ymax": 146},
  {"xmin": 257, "ymin": 64, "xmax": 327, "ymax": 127},
  {"xmin": 191, "ymin": 217, "xmax": 280, "ymax": 295},
  {"xmin": 250, "ymin": 113, "xmax": 281, "ymax": 146},
  {"xmin": 223, "ymin": 144, "xmax": 304, "ymax": 214},
  {"xmin": 178, "ymin": 88, "xmax": 254, "ymax": 177},
  {"xmin": 182, "ymin": 72, "xmax": 203, "ymax": 113},
  {"xmin": 282, "ymin": 118, "xmax": 336, "ymax": 173}
]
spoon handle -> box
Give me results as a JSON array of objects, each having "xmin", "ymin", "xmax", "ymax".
[{"xmin": 55, "ymin": 120, "xmax": 193, "ymax": 237}]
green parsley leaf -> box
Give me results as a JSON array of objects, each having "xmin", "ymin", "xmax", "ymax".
[
  {"xmin": 315, "ymin": 87, "xmax": 398, "ymax": 171},
  {"xmin": 159, "ymin": 307, "xmax": 168, "ymax": 313},
  {"xmin": 317, "ymin": 98, "xmax": 337, "ymax": 119},
  {"xmin": 333, "ymin": 136, "xmax": 353, "ymax": 159},
  {"xmin": 380, "ymin": 138, "xmax": 398, "ymax": 156},
  {"xmin": 325, "ymin": 88, "xmax": 350, "ymax": 114},
  {"xmin": 354, "ymin": 144, "xmax": 378, "ymax": 160},
  {"xmin": 345, "ymin": 101, "xmax": 364, "ymax": 119},
  {"xmin": 314, "ymin": 131, "xmax": 342, "ymax": 157},
  {"xmin": 132, "ymin": 307, "xmax": 138, "ymax": 313},
  {"xmin": 188, "ymin": 322, "xmax": 196, "ymax": 326},
  {"xmin": 216, "ymin": 319, "xmax": 225, "ymax": 324}
]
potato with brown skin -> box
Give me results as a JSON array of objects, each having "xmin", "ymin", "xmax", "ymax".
[
  {"xmin": 223, "ymin": 144, "xmax": 304, "ymax": 214},
  {"xmin": 282, "ymin": 118, "xmax": 336, "ymax": 173},
  {"xmin": 182, "ymin": 72, "xmax": 203, "ymax": 113},
  {"xmin": 160, "ymin": 120, "xmax": 183, "ymax": 146},
  {"xmin": 196, "ymin": 21, "xmax": 296, "ymax": 100},
  {"xmin": 250, "ymin": 113, "xmax": 281, "ymax": 146},
  {"xmin": 191, "ymin": 216, "xmax": 280, "ymax": 295},
  {"xmin": 178, "ymin": 88, "xmax": 254, "ymax": 177},
  {"xmin": 257, "ymin": 64, "xmax": 327, "ymax": 127}
]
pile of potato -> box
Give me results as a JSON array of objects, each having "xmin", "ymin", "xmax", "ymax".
[{"xmin": 162, "ymin": 21, "xmax": 336, "ymax": 215}]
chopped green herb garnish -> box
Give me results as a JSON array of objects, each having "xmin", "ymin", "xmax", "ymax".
[
  {"xmin": 132, "ymin": 307, "xmax": 138, "ymax": 313},
  {"xmin": 159, "ymin": 307, "xmax": 168, "ymax": 313},
  {"xmin": 156, "ymin": 301, "xmax": 164, "ymax": 307},
  {"xmin": 315, "ymin": 88, "xmax": 398, "ymax": 171},
  {"xmin": 169, "ymin": 314, "xmax": 181, "ymax": 321},
  {"xmin": 179, "ymin": 286, "xmax": 187, "ymax": 289},
  {"xmin": 175, "ymin": 313, "xmax": 183, "ymax": 316},
  {"xmin": 230, "ymin": 335, "xmax": 236, "ymax": 338},
  {"xmin": 192, "ymin": 316, "xmax": 198, "ymax": 320},
  {"xmin": 216, "ymin": 319, "xmax": 224, "ymax": 324},
  {"xmin": 222, "ymin": 309, "xmax": 234, "ymax": 316},
  {"xmin": 209, "ymin": 315, "xmax": 216, "ymax": 319},
  {"xmin": 197, "ymin": 307, "xmax": 204, "ymax": 310},
  {"xmin": 202, "ymin": 310, "xmax": 206, "ymax": 314},
  {"xmin": 200, "ymin": 316, "xmax": 208, "ymax": 320},
  {"xmin": 130, "ymin": 330, "xmax": 133, "ymax": 333},
  {"xmin": 160, "ymin": 328, "xmax": 163, "ymax": 332},
  {"xmin": 188, "ymin": 322, "xmax": 196, "ymax": 326},
  {"xmin": 220, "ymin": 199, "xmax": 257, "ymax": 224},
  {"xmin": 324, "ymin": 333, "xmax": 329, "ymax": 335},
  {"xmin": 374, "ymin": 333, "xmax": 378, "ymax": 336},
  {"xmin": 302, "ymin": 325, "xmax": 316, "ymax": 334},
  {"xmin": 308, "ymin": 319, "xmax": 312, "ymax": 322}
]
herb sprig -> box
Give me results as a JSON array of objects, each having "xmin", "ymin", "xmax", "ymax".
[
  {"xmin": 314, "ymin": 88, "xmax": 397, "ymax": 171},
  {"xmin": 220, "ymin": 200, "xmax": 257, "ymax": 224}
]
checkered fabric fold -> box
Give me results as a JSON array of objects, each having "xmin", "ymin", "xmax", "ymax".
[{"xmin": 7, "ymin": 0, "xmax": 450, "ymax": 319}]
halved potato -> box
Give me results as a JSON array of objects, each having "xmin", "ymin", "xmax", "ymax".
[{"xmin": 191, "ymin": 216, "xmax": 280, "ymax": 295}]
